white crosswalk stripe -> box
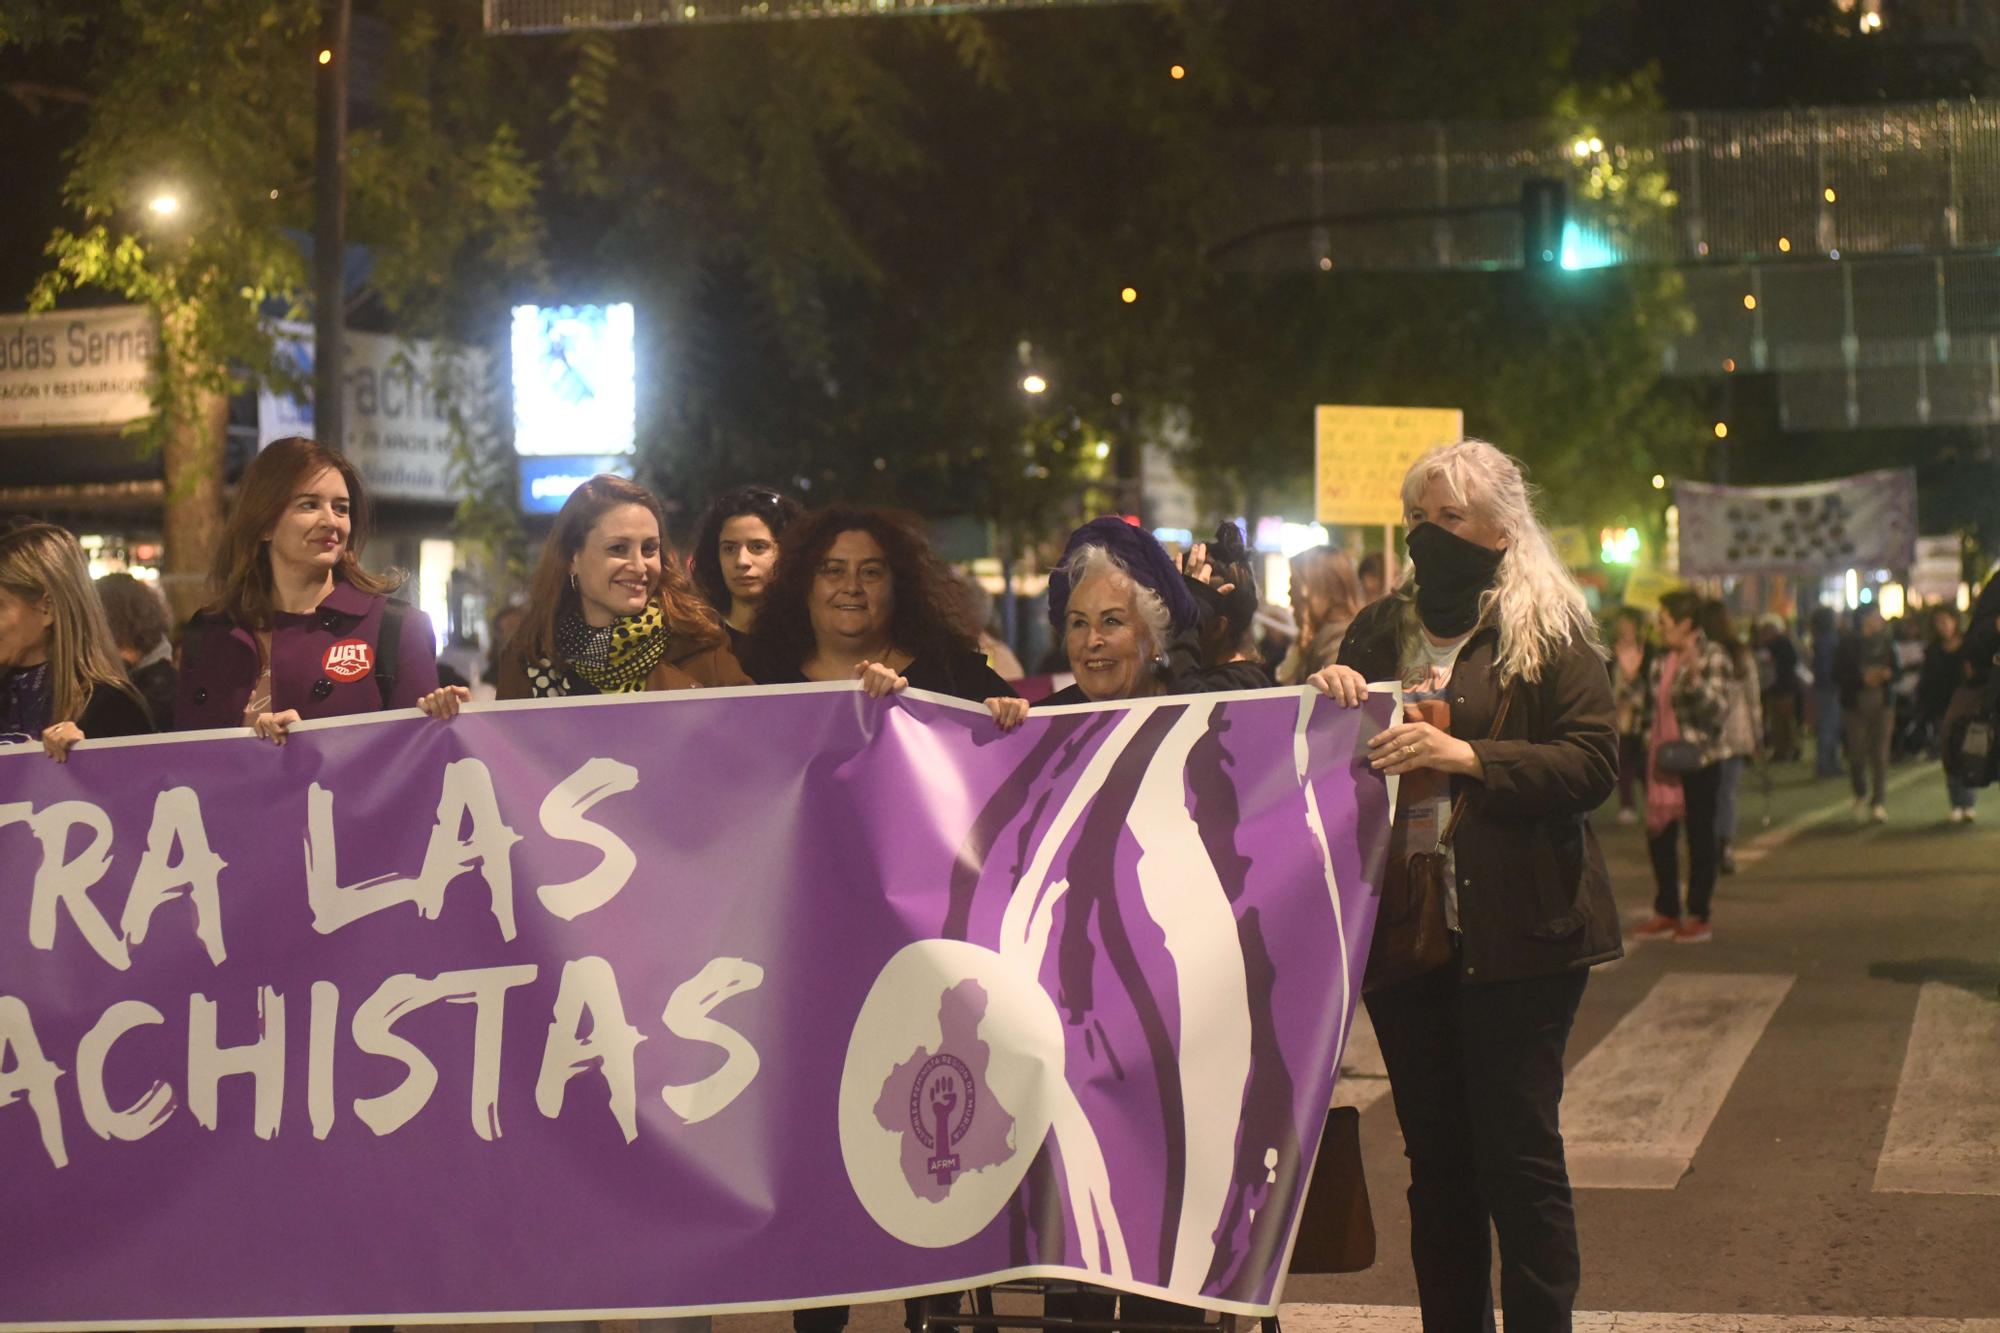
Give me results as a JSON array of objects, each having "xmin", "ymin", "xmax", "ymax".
[
  {"xmin": 1560, "ymin": 972, "xmax": 1795, "ymax": 1189},
  {"xmin": 1279, "ymin": 1303, "xmax": 2000, "ymax": 1332},
  {"xmin": 1328, "ymin": 968, "xmax": 2000, "ymax": 1197},
  {"xmin": 1874, "ymin": 981, "xmax": 2000, "ymax": 1196}
]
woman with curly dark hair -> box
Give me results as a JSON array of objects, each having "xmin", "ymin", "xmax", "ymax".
[
  {"xmin": 741, "ymin": 506, "xmax": 1015, "ymax": 703},
  {"xmin": 688, "ymin": 485, "xmax": 804, "ymax": 657}
]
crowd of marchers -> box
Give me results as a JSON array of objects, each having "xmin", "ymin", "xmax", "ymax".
[{"xmin": 5, "ymin": 433, "xmax": 1999, "ymax": 1333}]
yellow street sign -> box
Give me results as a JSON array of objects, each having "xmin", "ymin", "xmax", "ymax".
[
  {"xmin": 1314, "ymin": 405, "xmax": 1464, "ymax": 526},
  {"xmin": 1619, "ymin": 564, "xmax": 1679, "ymax": 612}
]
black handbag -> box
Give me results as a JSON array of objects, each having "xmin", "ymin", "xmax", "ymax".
[
  {"xmin": 1654, "ymin": 738, "xmax": 1706, "ymax": 776},
  {"xmin": 1363, "ymin": 684, "xmax": 1515, "ymax": 994}
]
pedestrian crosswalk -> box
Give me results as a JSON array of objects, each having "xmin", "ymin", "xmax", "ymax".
[
  {"xmin": 1875, "ymin": 982, "xmax": 2000, "ymax": 1196},
  {"xmin": 1561, "ymin": 972, "xmax": 1795, "ymax": 1189},
  {"xmin": 1327, "ymin": 971, "xmax": 2000, "ymax": 1198}
]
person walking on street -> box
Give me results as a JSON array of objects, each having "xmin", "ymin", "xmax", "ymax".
[
  {"xmin": 1810, "ymin": 606, "xmax": 1845, "ymax": 778},
  {"xmin": 1834, "ymin": 606, "xmax": 1896, "ymax": 822},
  {"xmin": 1631, "ymin": 589, "xmax": 1734, "ymax": 944},
  {"xmin": 1757, "ymin": 614, "xmax": 1803, "ymax": 762},
  {"xmin": 1921, "ymin": 606, "xmax": 1978, "ymax": 822},
  {"xmin": 1701, "ymin": 600, "xmax": 1762, "ymax": 874},
  {"xmin": 1609, "ymin": 606, "xmax": 1652, "ymax": 826},
  {"xmin": 1310, "ymin": 438, "xmax": 1622, "ymax": 1333}
]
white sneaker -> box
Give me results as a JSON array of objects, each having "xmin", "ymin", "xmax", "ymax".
[
  {"xmin": 1964, "ymin": 806, "xmax": 1978, "ymax": 823},
  {"xmin": 1616, "ymin": 807, "xmax": 1638, "ymax": 826},
  {"xmin": 1854, "ymin": 798, "xmax": 1871, "ymax": 821},
  {"xmin": 1872, "ymin": 804, "xmax": 1888, "ymax": 823},
  {"xmin": 1950, "ymin": 807, "xmax": 1967, "ymax": 824}
]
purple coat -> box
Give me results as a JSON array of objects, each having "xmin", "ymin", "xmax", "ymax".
[{"xmin": 173, "ymin": 580, "xmax": 439, "ymax": 732}]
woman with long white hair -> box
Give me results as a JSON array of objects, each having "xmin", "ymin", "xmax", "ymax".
[{"xmin": 1310, "ymin": 438, "xmax": 1620, "ymax": 1333}]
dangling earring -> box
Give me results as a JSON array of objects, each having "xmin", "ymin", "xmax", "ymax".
[{"xmin": 569, "ymin": 572, "xmax": 579, "ymax": 592}]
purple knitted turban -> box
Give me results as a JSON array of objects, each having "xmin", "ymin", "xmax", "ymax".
[{"xmin": 1046, "ymin": 516, "xmax": 1200, "ymax": 634}]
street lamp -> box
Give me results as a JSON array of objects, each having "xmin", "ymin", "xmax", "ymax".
[
  {"xmin": 147, "ymin": 192, "xmax": 182, "ymax": 219},
  {"xmin": 1021, "ymin": 374, "xmax": 1048, "ymax": 396}
]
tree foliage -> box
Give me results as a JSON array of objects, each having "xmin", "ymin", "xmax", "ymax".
[
  {"xmin": 9, "ymin": 1, "xmax": 544, "ymax": 434},
  {"xmin": 7, "ymin": 0, "xmax": 1717, "ymax": 580}
]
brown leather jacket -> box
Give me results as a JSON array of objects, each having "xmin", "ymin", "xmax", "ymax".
[
  {"xmin": 1337, "ymin": 597, "xmax": 1623, "ymax": 985},
  {"xmin": 496, "ymin": 632, "xmax": 749, "ymax": 699}
]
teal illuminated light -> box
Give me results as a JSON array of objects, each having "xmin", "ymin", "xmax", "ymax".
[{"xmin": 1559, "ymin": 221, "xmax": 1618, "ymax": 271}]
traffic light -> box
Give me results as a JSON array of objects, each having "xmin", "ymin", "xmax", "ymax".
[{"xmin": 1520, "ymin": 178, "xmax": 1567, "ymax": 273}]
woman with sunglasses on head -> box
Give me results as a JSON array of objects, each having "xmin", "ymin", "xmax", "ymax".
[
  {"xmin": 175, "ymin": 437, "xmax": 446, "ymax": 742},
  {"xmin": 2, "ymin": 523, "xmax": 153, "ymax": 761},
  {"xmin": 484, "ymin": 474, "xmax": 748, "ymax": 705},
  {"xmin": 690, "ymin": 485, "xmax": 804, "ymax": 660}
]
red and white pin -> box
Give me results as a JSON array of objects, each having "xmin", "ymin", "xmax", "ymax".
[{"xmin": 322, "ymin": 639, "xmax": 375, "ymax": 682}]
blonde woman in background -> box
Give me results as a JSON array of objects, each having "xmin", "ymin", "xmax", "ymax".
[
  {"xmin": 1, "ymin": 523, "xmax": 153, "ymax": 761},
  {"xmin": 1277, "ymin": 544, "xmax": 1363, "ymax": 683}
]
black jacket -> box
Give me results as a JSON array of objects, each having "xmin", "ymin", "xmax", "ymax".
[
  {"xmin": 1967, "ymin": 570, "xmax": 2000, "ymax": 689},
  {"xmin": 78, "ymin": 681, "xmax": 155, "ymax": 740},
  {"xmin": 1337, "ymin": 598, "xmax": 1623, "ymax": 985}
]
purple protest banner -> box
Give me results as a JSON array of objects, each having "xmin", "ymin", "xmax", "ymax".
[{"xmin": 0, "ymin": 683, "xmax": 1394, "ymax": 1329}]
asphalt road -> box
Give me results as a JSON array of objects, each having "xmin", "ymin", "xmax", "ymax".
[{"xmin": 1294, "ymin": 756, "xmax": 2000, "ymax": 1326}]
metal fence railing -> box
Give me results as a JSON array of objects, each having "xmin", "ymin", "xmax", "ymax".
[{"xmin": 1216, "ymin": 101, "xmax": 2000, "ymax": 274}]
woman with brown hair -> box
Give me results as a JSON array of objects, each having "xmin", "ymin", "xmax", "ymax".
[
  {"xmin": 1277, "ymin": 544, "xmax": 1363, "ymax": 684},
  {"xmin": 1, "ymin": 523, "xmax": 152, "ymax": 761},
  {"xmin": 488, "ymin": 473, "xmax": 747, "ymax": 701},
  {"xmin": 174, "ymin": 436, "xmax": 443, "ymax": 739},
  {"xmin": 688, "ymin": 484, "xmax": 804, "ymax": 658},
  {"xmin": 741, "ymin": 505, "xmax": 1013, "ymax": 702}
]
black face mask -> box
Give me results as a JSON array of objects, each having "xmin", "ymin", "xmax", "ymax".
[{"xmin": 1407, "ymin": 522, "xmax": 1505, "ymax": 637}]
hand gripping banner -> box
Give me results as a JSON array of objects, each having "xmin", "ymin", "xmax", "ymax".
[{"xmin": 0, "ymin": 683, "xmax": 1394, "ymax": 1328}]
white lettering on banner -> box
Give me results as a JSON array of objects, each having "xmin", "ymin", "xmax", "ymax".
[
  {"xmin": 119, "ymin": 787, "xmax": 229, "ymax": 967},
  {"xmin": 349, "ymin": 965, "xmax": 539, "ymax": 1140},
  {"xmin": 308, "ymin": 980, "xmax": 340, "ymax": 1140},
  {"xmin": 304, "ymin": 759, "xmax": 524, "ymax": 942},
  {"xmin": 0, "ymin": 755, "xmax": 772, "ymax": 1166},
  {"xmin": 187, "ymin": 987, "xmax": 285, "ymax": 1140},
  {"xmin": 0, "ymin": 994, "xmax": 69, "ymax": 1168},
  {"xmin": 537, "ymin": 956, "xmax": 648, "ymax": 1142},
  {"xmin": 77, "ymin": 1000, "xmax": 174, "ymax": 1142},
  {"xmin": 3, "ymin": 799, "xmax": 131, "ymax": 971},
  {"xmin": 660, "ymin": 957, "xmax": 765, "ymax": 1125},
  {"xmin": 535, "ymin": 758, "xmax": 640, "ymax": 920}
]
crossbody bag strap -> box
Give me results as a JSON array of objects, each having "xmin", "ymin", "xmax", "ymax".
[
  {"xmin": 1438, "ymin": 678, "xmax": 1517, "ymax": 850},
  {"xmin": 374, "ymin": 600, "xmax": 409, "ymax": 708}
]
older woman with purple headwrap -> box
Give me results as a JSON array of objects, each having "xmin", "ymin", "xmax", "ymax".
[{"xmin": 985, "ymin": 517, "xmax": 1268, "ymax": 728}]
